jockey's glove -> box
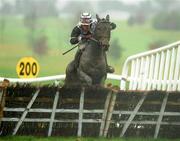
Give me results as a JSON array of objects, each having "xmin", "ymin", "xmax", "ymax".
[
  {"xmin": 79, "ymin": 35, "xmax": 92, "ymax": 41},
  {"xmin": 78, "ymin": 36, "xmax": 82, "ymax": 41}
]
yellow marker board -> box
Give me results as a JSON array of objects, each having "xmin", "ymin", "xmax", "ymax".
[{"xmin": 16, "ymin": 57, "xmax": 40, "ymax": 78}]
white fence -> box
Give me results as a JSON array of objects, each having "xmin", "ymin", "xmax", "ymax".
[
  {"xmin": 2, "ymin": 85, "xmax": 180, "ymax": 138},
  {"xmin": 120, "ymin": 41, "xmax": 180, "ymax": 91},
  {"xmin": 0, "ymin": 41, "xmax": 180, "ymax": 91}
]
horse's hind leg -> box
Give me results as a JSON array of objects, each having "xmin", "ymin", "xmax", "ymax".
[{"xmin": 77, "ymin": 68, "xmax": 92, "ymax": 86}]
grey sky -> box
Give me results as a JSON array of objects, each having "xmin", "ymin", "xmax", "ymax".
[
  {"xmin": 0, "ymin": 0, "xmax": 146, "ymax": 12},
  {"xmin": 56, "ymin": 0, "xmax": 146, "ymax": 10}
]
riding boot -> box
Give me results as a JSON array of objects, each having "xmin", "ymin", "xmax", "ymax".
[
  {"xmin": 105, "ymin": 52, "xmax": 115, "ymax": 73},
  {"xmin": 74, "ymin": 49, "xmax": 82, "ymax": 70}
]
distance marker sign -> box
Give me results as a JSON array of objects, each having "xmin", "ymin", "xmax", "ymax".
[{"xmin": 16, "ymin": 57, "xmax": 40, "ymax": 78}]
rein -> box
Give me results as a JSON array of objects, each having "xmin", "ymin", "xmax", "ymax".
[{"xmin": 89, "ymin": 37, "xmax": 99, "ymax": 44}]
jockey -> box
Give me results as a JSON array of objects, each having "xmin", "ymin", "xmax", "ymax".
[{"xmin": 70, "ymin": 12, "xmax": 115, "ymax": 73}]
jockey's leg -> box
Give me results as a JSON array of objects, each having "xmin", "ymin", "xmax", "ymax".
[
  {"xmin": 104, "ymin": 52, "xmax": 115, "ymax": 73},
  {"xmin": 66, "ymin": 61, "xmax": 75, "ymax": 74},
  {"xmin": 74, "ymin": 42, "xmax": 86, "ymax": 69},
  {"xmin": 74, "ymin": 49, "xmax": 82, "ymax": 69}
]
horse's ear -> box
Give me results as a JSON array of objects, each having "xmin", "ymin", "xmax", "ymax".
[
  {"xmin": 96, "ymin": 14, "xmax": 100, "ymax": 22},
  {"xmin": 106, "ymin": 14, "xmax": 110, "ymax": 21}
]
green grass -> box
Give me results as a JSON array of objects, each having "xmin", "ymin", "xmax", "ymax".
[
  {"xmin": 112, "ymin": 20, "xmax": 180, "ymax": 62},
  {"xmin": 0, "ymin": 136, "xmax": 180, "ymax": 141},
  {"xmin": 1, "ymin": 17, "xmax": 180, "ymax": 81}
]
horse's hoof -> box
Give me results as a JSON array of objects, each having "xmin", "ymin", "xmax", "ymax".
[{"xmin": 107, "ymin": 66, "xmax": 115, "ymax": 73}]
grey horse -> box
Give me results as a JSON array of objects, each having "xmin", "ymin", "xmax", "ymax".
[{"xmin": 64, "ymin": 14, "xmax": 114, "ymax": 88}]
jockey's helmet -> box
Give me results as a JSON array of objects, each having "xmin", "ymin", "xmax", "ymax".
[{"xmin": 80, "ymin": 12, "xmax": 92, "ymax": 25}]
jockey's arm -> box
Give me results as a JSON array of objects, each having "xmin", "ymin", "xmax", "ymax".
[{"xmin": 70, "ymin": 26, "xmax": 81, "ymax": 45}]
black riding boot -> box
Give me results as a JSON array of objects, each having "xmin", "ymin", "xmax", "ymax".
[{"xmin": 74, "ymin": 49, "xmax": 82, "ymax": 70}]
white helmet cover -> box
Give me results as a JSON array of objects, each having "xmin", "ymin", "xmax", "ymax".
[{"xmin": 80, "ymin": 12, "xmax": 92, "ymax": 25}]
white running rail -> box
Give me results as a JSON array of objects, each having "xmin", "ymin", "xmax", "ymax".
[
  {"xmin": 0, "ymin": 74, "xmax": 123, "ymax": 84},
  {"xmin": 120, "ymin": 40, "xmax": 180, "ymax": 91},
  {"xmin": 0, "ymin": 75, "xmax": 66, "ymax": 83}
]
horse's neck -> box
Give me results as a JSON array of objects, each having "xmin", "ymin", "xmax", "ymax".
[{"xmin": 85, "ymin": 40, "xmax": 104, "ymax": 57}]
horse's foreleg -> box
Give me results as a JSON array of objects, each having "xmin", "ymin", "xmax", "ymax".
[
  {"xmin": 77, "ymin": 68, "xmax": 92, "ymax": 86},
  {"xmin": 100, "ymin": 75, "xmax": 106, "ymax": 85}
]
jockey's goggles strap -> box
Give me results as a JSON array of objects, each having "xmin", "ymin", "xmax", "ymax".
[{"xmin": 81, "ymin": 18, "xmax": 92, "ymax": 24}]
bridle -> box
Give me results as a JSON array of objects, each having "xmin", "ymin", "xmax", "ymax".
[{"xmin": 90, "ymin": 21, "xmax": 111, "ymax": 47}]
